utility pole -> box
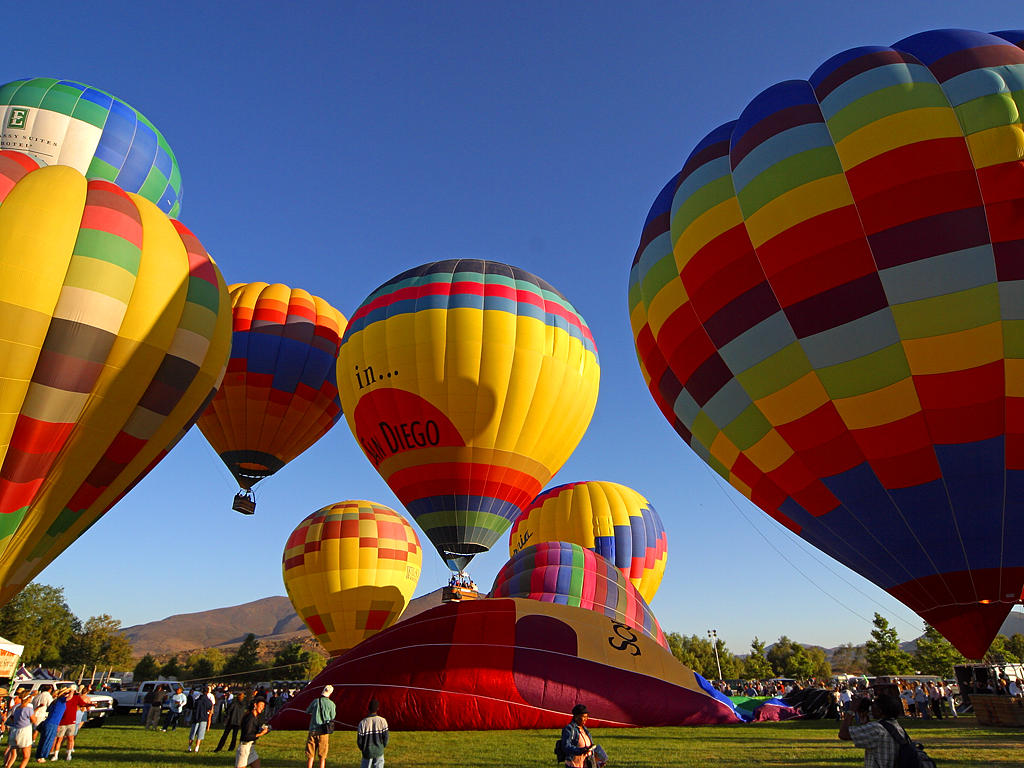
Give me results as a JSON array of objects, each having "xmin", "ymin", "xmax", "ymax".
[{"xmin": 707, "ymin": 629, "xmax": 723, "ymax": 680}]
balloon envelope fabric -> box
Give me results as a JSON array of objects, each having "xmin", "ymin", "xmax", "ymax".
[
  {"xmin": 197, "ymin": 282, "xmax": 346, "ymax": 491},
  {"xmin": 337, "ymin": 259, "xmax": 600, "ymax": 571},
  {"xmin": 628, "ymin": 28, "xmax": 1024, "ymax": 658},
  {"xmin": 0, "ymin": 78, "xmax": 182, "ymax": 216},
  {"xmin": 282, "ymin": 500, "xmax": 422, "ymax": 656},
  {"xmin": 271, "ymin": 598, "xmax": 741, "ymax": 730},
  {"xmin": 509, "ymin": 480, "xmax": 668, "ymax": 602},
  {"xmin": 0, "ymin": 152, "xmax": 231, "ymax": 602},
  {"xmin": 490, "ymin": 541, "xmax": 666, "ymax": 648}
]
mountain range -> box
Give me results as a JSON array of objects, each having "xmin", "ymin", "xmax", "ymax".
[{"xmin": 122, "ymin": 595, "xmax": 1024, "ymax": 660}]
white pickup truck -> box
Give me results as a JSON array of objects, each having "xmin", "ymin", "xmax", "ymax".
[
  {"xmin": 103, "ymin": 680, "xmax": 180, "ymax": 714},
  {"xmin": 8, "ymin": 679, "xmax": 115, "ymax": 727}
]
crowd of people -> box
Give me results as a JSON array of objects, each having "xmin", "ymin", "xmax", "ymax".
[{"xmin": 0, "ymin": 682, "xmax": 95, "ymax": 766}]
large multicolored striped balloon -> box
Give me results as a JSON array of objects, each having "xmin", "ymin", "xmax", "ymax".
[
  {"xmin": 0, "ymin": 78, "xmax": 182, "ymax": 217},
  {"xmin": 509, "ymin": 481, "xmax": 668, "ymax": 602},
  {"xmin": 0, "ymin": 152, "xmax": 231, "ymax": 602},
  {"xmin": 490, "ymin": 541, "xmax": 666, "ymax": 648},
  {"xmin": 338, "ymin": 260, "xmax": 600, "ymax": 572},
  {"xmin": 629, "ymin": 28, "xmax": 1024, "ymax": 658},
  {"xmin": 196, "ymin": 283, "xmax": 346, "ymax": 501},
  {"xmin": 282, "ymin": 500, "xmax": 422, "ymax": 656}
]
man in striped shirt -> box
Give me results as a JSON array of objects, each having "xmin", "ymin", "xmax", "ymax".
[{"xmin": 356, "ymin": 700, "xmax": 389, "ymax": 768}]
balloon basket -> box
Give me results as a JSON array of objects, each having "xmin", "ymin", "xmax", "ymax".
[
  {"xmin": 232, "ymin": 490, "xmax": 256, "ymax": 515},
  {"xmin": 442, "ymin": 585, "xmax": 480, "ymax": 602}
]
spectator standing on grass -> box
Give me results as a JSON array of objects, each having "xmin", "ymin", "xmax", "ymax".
[
  {"xmin": 146, "ymin": 685, "xmax": 167, "ymax": 730},
  {"xmin": 52, "ymin": 686, "xmax": 92, "ymax": 761},
  {"xmin": 162, "ymin": 686, "xmax": 187, "ymax": 732},
  {"xmin": 4, "ymin": 693, "xmax": 37, "ymax": 768},
  {"xmin": 304, "ymin": 685, "xmax": 335, "ymax": 768},
  {"xmin": 356, "ymin": 699, "xmax": 389, "ymax": 768},
  {"xmin": 34, "ymin": 687, "xmax": 68, "ymax": 762},
  {"xmin": 187, "ymin": 685, "xmax": 215, "ymax": 753},
  {"xmin": 235, "ymin": 698, "xmax": 269, "ymax": 768},
  {"xmin": 839, "ymin": 694, "xmax": 908, "ymax": 768},
  {"xmin": 214, "ymin": 692, "xmax": 246, "ymax": 753}
]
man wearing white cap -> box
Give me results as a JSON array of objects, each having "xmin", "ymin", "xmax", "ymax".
[{"xmin": 304, "ymin": 685, "xmax": 336, "ymax": 768}]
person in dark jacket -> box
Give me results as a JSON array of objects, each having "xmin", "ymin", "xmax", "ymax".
[
  {"xmin": 214, "ymin": 692, "xmax": 247, "ymax": 753},
  {"xmin": 356, "ymin": 699, "xmax": 389, "ymax": 768},
  {"xmin": 561, "ymin": 704, "xmax": 597, "ymax": 768},
  {"xmin": 235, "ymin": 698, "xmax": 269, "ymax": 768}
]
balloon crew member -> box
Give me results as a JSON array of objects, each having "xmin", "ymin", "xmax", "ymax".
[
  {"xmin": 235, "ymin": 697, "xmax": 269, "ymax": 768},
  {"xmin": 839, "ymin": 694, "xmax": 908, "ymax": 768},
  {"xmin": 356, "ymin": 699, "xmax": 389, "ymax": 768},
  {"xmin": 304, "ymin": 685, "xmax": 336, "ymax": 768},
  {"xmin": 561, "ymin": 704, "xmax": 597, "ymax": 768}
]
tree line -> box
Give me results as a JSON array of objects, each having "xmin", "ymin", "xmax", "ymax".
[
  {"xmin": 666, "ymin": 612, "xmax": 1024, "ymax": 681},
  {"xmin": 0, "ymin": 584, "xmax": 326, "ymax": 682}
]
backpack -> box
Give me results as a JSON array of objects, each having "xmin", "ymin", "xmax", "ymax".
[
  {"xmin": 878, "ymin": 719, "xmax": 937, "ymax": 768},
  {"xmin": 554, "ymin": 737, "xmax": 566, "ymax": 763}
]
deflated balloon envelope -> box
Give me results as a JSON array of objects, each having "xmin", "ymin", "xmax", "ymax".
[
  {"xmin": 0, "ymin": 152, "xmax": 231, "ymax": 602},
  {"xmin": 509, "ymin": 480, "xmax": 668, "ymax": 602},
  {"xmin": 282, "ymin": 500, "xmax": 422, "ymax": 656},
  {"xmin": 271, "ymin": 598, "xmax": 740, "ymax": 731},
  {"xmin": 629, "ymin": 28, "xmax": 1024, "ymax": 658},
  {"xmin": 0, "ymin": 78, "xmax": 183, "ymax": 216},
  {"xmin": 337, "ymin": 259, "xmax": 600, "ymax": 572}
]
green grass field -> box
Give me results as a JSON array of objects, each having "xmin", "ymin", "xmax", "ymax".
[{"xmin": 29, "ymin": 714, "xmax": 1019, "ymax": 767}]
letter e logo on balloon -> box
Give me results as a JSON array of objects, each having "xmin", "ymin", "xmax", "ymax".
[{"xmin": 6, "ymin": 109, "xmax": 27, "ymax": 130}]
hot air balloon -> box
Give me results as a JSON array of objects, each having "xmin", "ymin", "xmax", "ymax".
[
  {"xmin": 509, "ymin": 481, "xmax": 668, "ymax": 602},
  {"xmin": 490, "ymin": 541, "xmax": 666, "ymax": 648},
  {"xmin": 0, "ymin": 152, "xmax": 231, "ymax": 603},
  {"xmin": 282, "ymin": 500, "xmax": 422, "ymax": 656},
  {"xmin": 629, "ymin": 28, "xmax": 1024, "ymax": 659},
  {"xmin": 272, "ymin": 598, "xmax": 741, "ymax": 731},
  {"xmin": 0, "ymin": 78, "xmax": 182, "ymax": 216},
  {"xmin": 337, "ymin": 260, "xmax": 600, "ymax": 572},
  {"xmin": 196, "ymin": 283, "xmax": 347, "ymax": 514}
]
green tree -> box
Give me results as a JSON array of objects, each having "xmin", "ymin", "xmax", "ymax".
[
  {"xmin": 914, "ymin": 625, "xmax": 964, "ymax": 676},
  {"xmin": 986, "ymin": 635, "xmax": 1020, "ymax": 663},
  {"xmin": 272, "ymin": 642, "xmax": 315, "ymax": 679},
  {"xmin": 186, "ymin": 648, "xmax": 225, "ymax": 680},
  {"xmin": 160, "ymin": 656, "xmax": 183, "ymax": 679},
  {"xmin": 831, "ymin": 643, "xmax": 868, "ymax": 674},
  {"xmin": 865, "ymin": 613, "xmax": 914, "ymax": 675},
  {"xmin": 784, "ymin": 645, "xmax": 815, "ymax": 679},
  {"xmin": 743, "ymin": 637, "xmax": 774, "ymax": 679},
  {"xmin": 665, "ymin": 633, "xmax": 741, "ymax": 679},
  {"xmin": 0, "ymin": 583, "xmax": 77, "ymax": 666},
  {"xmin": 223, "ymin": 633, "xmax": 262, "ymax": 678},
  {"xmin": 805, "ymin": 646, "xmax": 832, "ymax": 680},
  {"xmin": 766, "ymin": 636, "xmax": 797, "ymax": 676},
  {"xmin": 133, "ymin": 654, "xmax": 160, "ymax": 681},
  {"xmin": 61, "ymin": 614, "xmax": 133, "ymax": 670},
  {"xmin": 1006, "ymin": 634, "xmax": 1024, "ymax": 662}
]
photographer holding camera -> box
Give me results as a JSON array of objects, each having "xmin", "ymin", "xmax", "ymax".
[{"xmin": 838, "ymin": 694, "xmax": 908, "ymax": 768}]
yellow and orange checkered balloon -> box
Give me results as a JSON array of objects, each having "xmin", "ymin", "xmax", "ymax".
[{"xmin": 282, "ymin": 500, "xmax": 421, "ymax": 656}]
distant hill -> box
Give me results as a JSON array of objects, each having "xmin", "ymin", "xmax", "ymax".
[
  {"xmin": 123, "ymin": 589, "xmax": 449, "ymax": 658},
  {"xmin": 123, "ymin": 596, "xmax": 308, "ymax": 657}
]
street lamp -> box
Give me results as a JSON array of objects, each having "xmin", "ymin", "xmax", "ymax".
[{"xmin": 707, "ymin": 629, "xmax": 723, "ymax": 681}]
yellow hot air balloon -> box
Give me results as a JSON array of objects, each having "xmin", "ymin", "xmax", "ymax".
[
  {"xmin": 337, "ymin": 260, "xmax": 600, "ymax": 572},
  {"xmin": 0, "ymin": 151, "xmax": 232, "ymax": 603},
  {"xmin": 509, "ymin": 481, "xmax": 668, "ymax": 602},
  {"xmin": 282, "ymin": 500, "xmax": 422, "ymax": 656}
]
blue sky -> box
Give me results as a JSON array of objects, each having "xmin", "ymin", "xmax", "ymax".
[{"xmin": 16, "ymin": 0, "xmax": 1024, "ymax": 652}]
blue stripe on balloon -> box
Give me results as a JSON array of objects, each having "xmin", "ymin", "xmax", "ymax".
[
  {"xmin": 818, "ymin": 63, "xmax": 934, "ymax": 119},
  {"xmin": 809, "ymin": 45, "xmax": 903, "ymax": 89},
  {"xmin": 935, "ymin": 438, "xmax": 1004, "ymax": 571},
  {"xmin": 95, "ymin": 98, "xmax": 136, "ymax": 170},
  {"xmin": 941, "ymin": 63, "xmax": 1024, "ymax": 107},
  {"xmin": 731, "ymin": 80, "xmax": 818, "ymax": 156},
  {"xmin": 731, "ymin": 122, "xmax": 833, "ymax": 191},
  {"xmin": 115, "ymin": 119, "xmax": 158, "ymax": 191},
  {"xmin": 894, "ymin": 29, "xmax": 1006, "ymax": 66},
  {"xmin": 80, "ymin": 87, "xmax": 112, "ymax": 109},
  {"xmin": 593, "ymin": 535, "xmax": 615, "ymax": 564}
]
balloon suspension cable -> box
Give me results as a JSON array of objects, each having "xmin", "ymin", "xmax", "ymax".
[{"xmin": 702, "ymin": 461, "xmax": 920, "ymax": 632}]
